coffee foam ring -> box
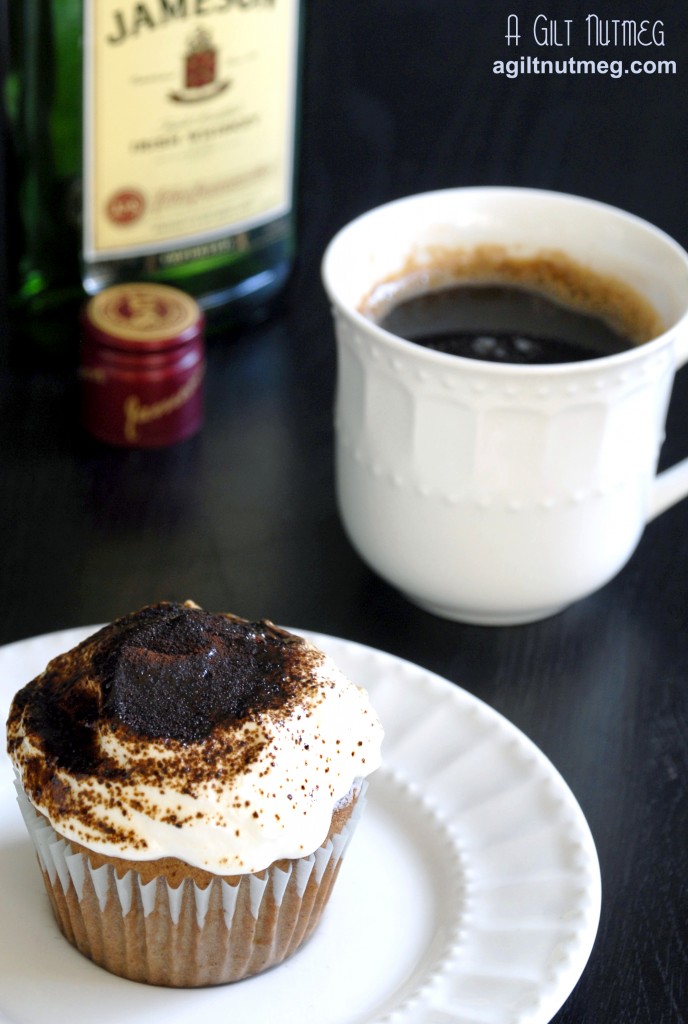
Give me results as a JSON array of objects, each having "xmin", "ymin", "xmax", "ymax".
[{"xmin": 14, "ymin": 780, "xmax": 366, "ymax": 987}]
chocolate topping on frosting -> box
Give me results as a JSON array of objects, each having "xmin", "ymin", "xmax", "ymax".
[
  {"xmin": 7, "ymin": 603, "xmax": 319, "ymax": 788},
  {"xmin": 6, "ymin": 602, "xmax": 384, "ymax": 872},
  {"xmin": 94, "ymin": 603, "xmax": 306, "ymax": 743}
]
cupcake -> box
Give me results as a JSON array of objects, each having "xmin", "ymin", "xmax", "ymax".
[{"xmin": 6, "ymin": 601, "xmax": 383, "ymax": 986}]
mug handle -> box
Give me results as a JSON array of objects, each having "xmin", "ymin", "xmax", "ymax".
[{"xmin": 648, "ymin": 337, "xmax": 688, "ymax": 521}]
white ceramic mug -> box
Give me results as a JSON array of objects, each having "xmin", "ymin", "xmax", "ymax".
[{"xmin": 322, "ymin": 187, "xmax": 688, "ymax": 625}]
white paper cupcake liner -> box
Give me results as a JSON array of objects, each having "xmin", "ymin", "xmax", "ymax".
[{"xmin": 14, "ymin": 779, "xmax": 366, "ymax": 986}]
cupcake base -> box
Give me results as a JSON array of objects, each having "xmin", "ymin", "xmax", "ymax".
[{"xmin": 15, "ymin": 782, "xmax": 366, "ymax": 987}]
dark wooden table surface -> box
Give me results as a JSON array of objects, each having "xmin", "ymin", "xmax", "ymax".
[{"xmin": 1, "ymin": 3, "xmax": 687, "ymax": 1022}]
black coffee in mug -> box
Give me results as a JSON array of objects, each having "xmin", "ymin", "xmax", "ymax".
[{"xmin": 362, "ymin": 250, "xmax": 663, "ymax": 366}]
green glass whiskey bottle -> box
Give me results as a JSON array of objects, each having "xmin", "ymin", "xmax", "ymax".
[{"xmin": 5, "ymin": 0, "xmax": 302, "ymax": 354}]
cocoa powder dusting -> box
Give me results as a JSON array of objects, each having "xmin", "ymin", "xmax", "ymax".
[
  {"xmin": 6, "ymin": 603, "xmax": 319, "ymax": 807},
  {"xmin": 94, "ymin": 603, "xmax": 306, "ymax": 742}
]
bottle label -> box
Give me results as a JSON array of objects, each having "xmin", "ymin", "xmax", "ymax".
[{"xmin": 83, "ymin": 0, "xmax": 299, "ymax": 262}]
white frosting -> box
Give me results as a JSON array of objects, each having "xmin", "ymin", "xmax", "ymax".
[{"xmin": 10, "ymin": 645, "xmax": 383, "ymax": 875}]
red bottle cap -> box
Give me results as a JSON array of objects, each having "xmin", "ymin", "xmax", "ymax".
[{"xmin": 80, "ymin": 283, "xmax": 205, "ymax": 448}]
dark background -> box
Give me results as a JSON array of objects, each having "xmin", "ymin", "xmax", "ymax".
[{"xmin": 1, "ymin": 2, "xmax": 687, "ymax": 1022}]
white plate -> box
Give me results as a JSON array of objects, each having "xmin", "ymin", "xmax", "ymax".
[{"xmin": 0, "ymin": 627, "xmax": 601, "ymax": 1024}]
